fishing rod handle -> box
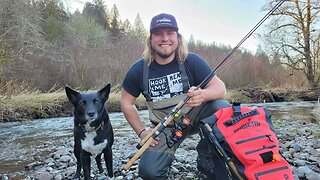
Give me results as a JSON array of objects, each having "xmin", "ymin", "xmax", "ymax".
[
  {"xmin": 125, "ymin": 102, "xmax": 182, "ymax": 169},
  {"xmin": 124, "ymin": 136, "xmax": 154, "ymax": 170},
  {"xmin": 227, "ymin": 160, "xmax": 244, "ymax": 180},
  {"xmin": 137, "ymin": 122, "xmax": 161, "ymax": 149},
  {"xmin": 204, "ymin": 123, "xmax": 213, "ymax": 131},
  {"xmin": 137, "ymin": 100, "xmax": 186, "ymax": 148},
  {"xmin": 128, "ymin": 100, "xmax": 186, "ymax": 170}
]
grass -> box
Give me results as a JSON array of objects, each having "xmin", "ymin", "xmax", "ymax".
[
  {"xmin": 1, "ymin": 91, "xmax": 68, "ymax": 121},
  {"xmin": 107, "ymin": 92, "xmax": 146, "ymax": 112},
  {"xmin": 0, "ymin": 86, "xmax": 313, "ymax": 122},
  {"xmin": 226, "ymin": 89, "xmax": 252, "ymax": 103},
  {"xmin": 0, "ymin": 89, "xmax": 147, "ymax": 122}
]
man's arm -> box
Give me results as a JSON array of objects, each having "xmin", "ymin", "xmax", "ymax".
[
  {"xmin": 120, "ymin": 88, "xmax": 145, "ymax": 136},
  {"xmin": 203, "ymin": 75, "xmax": 227, "ymax": 101},
  {"xmin": 186, "ymin": 75, "xmax": 226, "ymax": 107},
  {"xmin": 121, "ymin": 88, "xmax": 159, "ymax": 146}
]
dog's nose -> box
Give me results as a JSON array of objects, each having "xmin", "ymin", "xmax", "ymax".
[{"xmin": 88, "ymin": 111, "xmax": 96, "ymax": 118}]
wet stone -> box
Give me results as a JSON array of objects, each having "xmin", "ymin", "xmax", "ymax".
[
  {"xmin": 292, "ymin": 143, "xmax": 302, "ymax": 152},
  {"xmin": 2, "ymin": 109, "xmax": 320, "ymax": 179}
]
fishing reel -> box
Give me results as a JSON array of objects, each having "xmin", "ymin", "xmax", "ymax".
[{"xmin": 166, "ymin": 112, "xmax": 192, "ymax": 148}]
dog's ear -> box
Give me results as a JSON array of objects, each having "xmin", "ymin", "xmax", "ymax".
[
  {"xmin": 65, "ymin": 86, "xmax": 80, "ymax": 105},
  {"xmin": 99, "ymin": 83, "xmax": 111, "ymax": 103}
]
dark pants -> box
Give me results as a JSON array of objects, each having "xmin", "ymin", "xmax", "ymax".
[{"xmin": 138, "ymin": 99, "xmax": 230, "ymax": 180}]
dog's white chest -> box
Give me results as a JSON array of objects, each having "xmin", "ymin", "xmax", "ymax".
[{"xmin": 81, "ymin": 131, "xmax": 108, "ymax": 157}]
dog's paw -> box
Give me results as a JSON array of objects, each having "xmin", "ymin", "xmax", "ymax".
[
  {"xmin": 72, "ymin": 174, "xmax": 81, "ymax": 180},
  {"xmin": 95, "ymin": 173, "xmax": 114, "ymax": 180},
  {"xmin": 107, "ymin": 176, "xmax": 114, "ymax": 180}
]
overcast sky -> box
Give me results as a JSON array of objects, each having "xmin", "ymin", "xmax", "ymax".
[{"xmin": 66, "ymin": 0, "xmax": 268, "ymax": 53}]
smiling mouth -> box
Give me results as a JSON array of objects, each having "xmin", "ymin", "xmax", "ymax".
[{"xmin": 160, "ymin": 44, "xmax": 171, "ymax": 47}]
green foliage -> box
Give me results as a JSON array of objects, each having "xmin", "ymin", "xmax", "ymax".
[
  {"xmin": 36, "ymin": 0, "xmax": 68, "ymax": 41},
  {"xmin": 123, "ymin": 19, "xmax": 133, "ymax": 33},
  {"xmin": 0, "ymin": 39, "xmax": 10, "ymax": 66},
  {"xmin": 83, "ymin": 0, "xmax": 109, "ymax": 30},
  {"xmin": 109, "ymin": 4, "xmax": 121, "ymax": 41},
  {"xmin": 0, "ymin": 39, "xmax": 10, "ymax": 87},
  {"xmin": 0, "ymin": 0, "xmax": 313, "ymax": 92},
  {"xmin": 0, "ymin": 90, "xmax": 68, "ymax": 121},
  {"xmin": 133, "ymin": 14, "xmax": 147, "ymax": 43},
  {"xmin": 68, "ymin": 13, "xmax": 107, "ymax": 48}
]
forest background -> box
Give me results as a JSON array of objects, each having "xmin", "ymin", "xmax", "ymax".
[{"xmin": 0, "ymin": 0, "xmax": 320, "ymax": 97}]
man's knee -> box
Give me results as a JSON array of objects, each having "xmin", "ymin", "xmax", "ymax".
[
  {"xmin": 208, "ymin": 98, "xmax": 230, "ymax": 112},
  {"xmin": 138, "ymin": 150, "xmax": 174, "ymax": 180},
  {"xmin": 139, "ymin": 165, "xmax": 163, "ymax": 180},
  {"xmin": 197, "ymin": 99, "xmax": 230, "ymax": 120}
]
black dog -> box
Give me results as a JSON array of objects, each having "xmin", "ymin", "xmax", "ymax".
[{"xmin": 65, "ymin": 84, "xmax": 114, "ymax": 179}]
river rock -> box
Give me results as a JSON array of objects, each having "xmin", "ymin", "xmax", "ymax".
[
  {"xmin": 2, "ymin": 110, "xmax": 320, "ymax": 179},
  {"xmin": 292, "ymin": 143, "xmax": 302, "ymax": 152},
  {"xmin": 35, "ymin": 172, "xmax": 52, "ymax": 180},
  {"xmin": 306, "ymin": 171, "xmax": 320, "ymax": 180}
]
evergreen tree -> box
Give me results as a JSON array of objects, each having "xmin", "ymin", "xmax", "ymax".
[
  {"xmin": 123, "ymin": 19, "xmax": 133, "ymax": 34},
  {"xmin": 255, "ymin": 46, "xmax": 270, "ymax": 66},
  {"xmin": 36, "ymin": 0, "xmax": 68, "ymax": 42},
  {"xmin": 110, "ymin": 4, "xmax": 121, "ymax": 41},
  {"xmin": 133, "ymin": 14, "xmax": 146, "ymax": 43},
  {"xmin": 82, "ymin": 0, "xmax": 109, "ymax": 30}
]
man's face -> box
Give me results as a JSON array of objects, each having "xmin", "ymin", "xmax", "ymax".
[{"xmin": 151, "ymin": 28, "xmax": 179, "ymax": 60}]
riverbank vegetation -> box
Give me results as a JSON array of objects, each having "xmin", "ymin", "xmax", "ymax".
[
  {"xmin": 1, "ymin": 0, "xmax": 320, "ymax": 121},
  {"xmin": 1, "ymin": 85, "xmax": 319, "ymax": 122}
]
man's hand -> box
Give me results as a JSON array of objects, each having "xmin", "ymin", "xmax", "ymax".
[
  {"xmin": 186, "ymin": 86, "xmax": 204, "ymax": 107},
  {"xmin": 139, "ymin": 128, "xmax": 160, "ymax": 147}
]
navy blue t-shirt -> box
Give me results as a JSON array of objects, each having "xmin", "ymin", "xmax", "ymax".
[{"xmin": 122, "ymin": 53, "xmax": 214, "ymax": 101}]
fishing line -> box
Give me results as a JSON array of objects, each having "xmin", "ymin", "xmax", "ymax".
[
  {"xmin": 124, "ymin": 0, "xmax": 286, "ymax": 170},
  {"xmin": 199, "ymin": 0, "xmax": 285, "ymax": 87}
]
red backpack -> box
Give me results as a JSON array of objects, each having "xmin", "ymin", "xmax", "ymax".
[{"xmin": 201, "ymin": 103, "xmax": 294, "ymax": 180}]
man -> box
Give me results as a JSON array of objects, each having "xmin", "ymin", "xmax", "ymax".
[{"xmin": 121, "ymin": 13, "xmax": 230, "ymax": 179}]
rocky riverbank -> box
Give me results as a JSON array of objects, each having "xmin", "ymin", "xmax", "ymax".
[{"xmin": 2, "ymin": 114, "xmax": 319, "ymax": 180}]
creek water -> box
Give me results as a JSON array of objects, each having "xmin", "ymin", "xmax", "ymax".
[{"xmin": 0, "ymin": 101, "xmax": 318, "ymax": 175}]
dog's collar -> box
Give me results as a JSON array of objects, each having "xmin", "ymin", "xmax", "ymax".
[
  {"xmin": 78, "ymin": 121, "xmax": 104, "ymax": 132},
  {"xmin": 94, "ymin": 121, "xmax": 104, "ymax": 131}
]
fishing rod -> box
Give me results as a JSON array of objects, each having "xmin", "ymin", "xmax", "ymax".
[
  {"xmin": 201, "ymin": 1, "xmax": 284, "ymax": 86},
  {"xmin": 124, "ymin": 0, "xmax": 285, "ymax": 171},
  {"xmin": 201, "ymin": 122, "xmax": 244, "ymax": 180}
]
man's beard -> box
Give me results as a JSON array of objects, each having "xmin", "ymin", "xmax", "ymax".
[{"xmin": 155, "ymin": 49, "xmax": 176, "ymax": 59}]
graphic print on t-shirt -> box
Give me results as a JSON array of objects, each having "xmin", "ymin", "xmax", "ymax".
[{"xmin": 149, "ymin": 72, "xmax": 183, "ymax": 101}]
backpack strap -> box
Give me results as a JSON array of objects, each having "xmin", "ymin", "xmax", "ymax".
[
  {"xmin": 224, "ymin": 103, "xmax": 260, "ymax": 127},
  {"xmin": 232, "ymin": 102, "xmax": 242, "ymax": 116},
  {"xmin": 142, "ymin": 60, "xmax": 152, "ymax": 101},
  {"xmin": 179, "ymin": 62, "xmax": 190, "ymax": 93}
]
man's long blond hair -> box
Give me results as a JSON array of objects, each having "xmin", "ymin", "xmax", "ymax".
[{"xmin": 142, "ymin": 32, "xmax": 188, "ymax": 65}]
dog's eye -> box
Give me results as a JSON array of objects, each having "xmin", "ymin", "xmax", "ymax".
[
  {"xmin": 80, "ymin": 100, "xmax": 86, "ymax": 106},
  {"xmin": 93, "ymin": 99, "xmax": 100, "ymax": 104}
]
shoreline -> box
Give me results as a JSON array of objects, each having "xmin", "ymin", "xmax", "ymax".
[{"xmin": 1, "ymin": 87, "xmax": 319, "ymax": 123}]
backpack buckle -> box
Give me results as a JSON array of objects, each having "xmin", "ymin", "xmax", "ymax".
[{"xmin": 232, "ymin": 102, "xmax": 242, "ymax": 117}]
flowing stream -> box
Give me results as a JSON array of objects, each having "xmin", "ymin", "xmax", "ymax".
[{"xmin": 0, "ymin": 101, "xmax": 318, "ymax": 175}]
